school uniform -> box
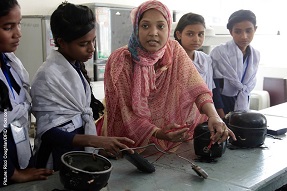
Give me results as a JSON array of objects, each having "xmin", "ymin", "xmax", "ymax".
[
  {"xmin": 0, "ymin": 53, "xmax": 33, "ymax": 187},
  {"xmin": 193, "ymin": 50, "xmax": 215, "ymax": 90},
  {"xmin": 210, "ymin": 40, "xmax": 260, "ymax": 114},
  {"xmin": 31, "ymin": 50, "xmax": 97, "ymax": 170}
]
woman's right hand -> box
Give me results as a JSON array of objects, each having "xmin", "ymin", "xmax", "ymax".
[{"xmin": 154, "ymin": 123, "xmax": 189, "ymax": 142}]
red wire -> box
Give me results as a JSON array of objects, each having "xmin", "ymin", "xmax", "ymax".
[{"xmin": 145, "ymin": 130, "xmax": 211, "ymax": 162}]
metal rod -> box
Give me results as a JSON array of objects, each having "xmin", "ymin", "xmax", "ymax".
[
  {"xmin": 176, "ymin": 154, "xmax": 208, "ymax": 179},
  {"xmin": 119, "ymin": 143, "xmax": 169, "ymax": 154}
]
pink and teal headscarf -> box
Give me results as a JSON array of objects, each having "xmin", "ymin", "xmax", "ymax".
[
  {"xmin": 128, "ymin": 0, "xmax": 172, "ymax": 117},
  {"xmin": 128, "ymin": 0, "xmax": 171, "ymax": 60}
]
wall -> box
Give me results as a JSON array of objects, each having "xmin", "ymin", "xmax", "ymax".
[
  {"xmin": 251, "ymin": 34, "xmax": 287, "ymax": 90},
  {"xmin": 18, "ymin": 0, "xmax": 144, "ymax": 15},
  {"xmin": 18, "ymin": 0, "xmax": 286, "ymax": 33},
  {"xmin": 18, "ymin": 0, "xmax": 287, "ymax": 90}
]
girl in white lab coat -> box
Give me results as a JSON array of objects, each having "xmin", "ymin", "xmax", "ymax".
[{"xmin": 0, "ymin": 0, "xmax": 53, "ymax": 187}]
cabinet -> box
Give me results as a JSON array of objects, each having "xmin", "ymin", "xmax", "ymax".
[{"xmin": 263, "ymin": 77, "xmax": 287, "ymax": 106}]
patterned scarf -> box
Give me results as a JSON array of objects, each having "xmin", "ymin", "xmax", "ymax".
[{"xmin": 128, "ymin": 0, "xmax": 172, "ymax": 117}]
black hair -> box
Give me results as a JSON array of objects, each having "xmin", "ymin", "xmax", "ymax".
[
  {"xmin": 174, "ymin": 12, "xmax": 206, "ymax": 43},
  {"xmin": 50, "ymin": 2, "xmax": 95, "ymax": 83},
  {"xmin": 79, "ymin": 62, "xmax": 104, "ymax": 119},
  {"xmin": 50, "ymin": 2, "xmax": 104, "ymax": 118},
  {"xmin": 0, "ymin": 0, "xmax": 19, "ymax": 17},
  {"xmin": 50, "ymin": 2, "xmax": 95, "ymax": 47},
  {"xmin": 0, "ymin": 79, "xmax": 12, "ymax": 111},
  {"xmin": 227, "ymin": 10, "xmax": 256, "ymax": 31}
]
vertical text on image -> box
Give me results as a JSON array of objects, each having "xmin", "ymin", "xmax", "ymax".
[{"xmin": 2, "ymin": 109, "xmax": 8, "ymax": 185}]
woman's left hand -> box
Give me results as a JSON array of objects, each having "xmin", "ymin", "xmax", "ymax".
[{"xmin": 208, "ymin": 116, "xmax": 236, "ymax": 144}]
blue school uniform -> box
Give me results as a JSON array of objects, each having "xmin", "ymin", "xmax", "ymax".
[
  {"xmin": 0, "ymin": 53, "xmax": 33, "ymax": 187},
  {"xmin": 212, "ymin": 44, "xmax": 254, "ymax": 114}
]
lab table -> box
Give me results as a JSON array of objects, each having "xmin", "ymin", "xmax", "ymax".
[
  {"xmin": 260, "ymin": 102, "xmax": 287, "ymax": 118},
  {"xmin": 2, "ymin": 134, "xmax": 287, "ymax": 191},
  {"xmin": 3, "ymin": 104, "xmax": 287, "ymax": 191}
]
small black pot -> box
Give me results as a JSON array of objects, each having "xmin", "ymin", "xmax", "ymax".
[
  {"xmin": 227, "ymin": 111, "xmax": 267, "ymax": 148},
  {"xmin": 60, "ymin": 151, "xmax": 112, "ymax": 191},
  {"xmin": 194, "ymin": 122, "xmax": 227, "ymax": 158}
]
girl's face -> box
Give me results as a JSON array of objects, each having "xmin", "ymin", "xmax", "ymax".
[
  {"xmin": 58, "ymin": 28, "xmax": 96, "ymax": 63},
  {"xmin": 176, "ymin": 23, "xmax": 205, "ymax": 53},
  {"xmin": 0, "ymin": 5, "xmax": 21, "ymax": 53},
  {"xmin": 138, "ymin": 9, "xmax": 169, "ymax": 52},
  {"xmin": 230, "ymin": 20, "xmax": 257, "ymax": 52}
]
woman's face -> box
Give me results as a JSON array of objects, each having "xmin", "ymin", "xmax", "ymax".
[
  {"xmin": 58, "ymin": 28, "xmax": 96, "ymax": 63},
  {"xmin": 0, "ymin": 5, "xmax": 21, "ymax": 53},
  {"xmin": 230, "ymin": 20, "xmax": 257, "ymax": 52},
  {"xmin": 176, "ymin": 23, "xmax": 205, "ymax": 53},
  {"xmin": 138, "ymin": 9, "xmax": 169, "ymax": 52}
]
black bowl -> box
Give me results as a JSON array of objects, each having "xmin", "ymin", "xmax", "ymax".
[{"xmin": 60, "ymin": 151, "xmax": 112, "ymax": 191}]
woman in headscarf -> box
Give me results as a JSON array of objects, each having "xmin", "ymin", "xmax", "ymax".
[
  {"xmin": 211, "ymin": 10, "xmax": 260, "ymax": 118},
  {"xmin": 101, "ymin": 0, "xmax": 236, "ymax": 151}
]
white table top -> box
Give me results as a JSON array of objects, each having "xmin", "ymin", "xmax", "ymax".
[
  {"xmin": 260, "ymin": 102, "xmax": 287, "ymax": 118},
  {"xmin": 3, "ymin": 133, "xmax": 287, "ymax": 191},
  {"xmin": 3, "ymin": 103, "xmax": 287, "ymax": 191}
]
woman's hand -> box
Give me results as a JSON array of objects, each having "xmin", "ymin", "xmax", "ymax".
[
  {"xmin": 208, "ymin": 116, "xmax": 236, "ymax": 144},
  {"xmin": 154, "ymin": 123, "xmax": 189, "ymax": 142},
  {"xmin": 10, "ymin": 168, "xmax": 54, "ymax": 183}
]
